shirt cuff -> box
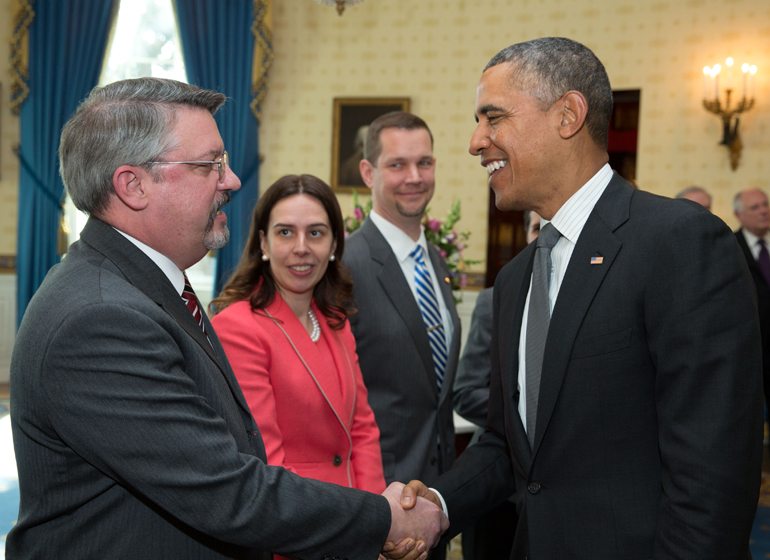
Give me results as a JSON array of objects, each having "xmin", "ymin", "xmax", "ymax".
[{"xmin": 429, "ymin": 487, "xmax": 449, "ymax": 518}]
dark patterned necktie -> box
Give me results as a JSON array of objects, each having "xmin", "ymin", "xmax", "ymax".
[
  {"xmin": 525, "ymin": 223, "xmax": 561, "ymax": 448},
  {"xmin": 410, "ymin": 245, "xmax": 448, "ymax": 391},
  {"xmin": 758, "ymin": 239, "xmax": 770, "ymax": 286},
  {"xmin": 182, "ymin": 274, "xmax": 207, "ymax": 337}
]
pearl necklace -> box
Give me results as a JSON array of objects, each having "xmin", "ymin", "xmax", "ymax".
[{"xmin": 307, "ymin": 308, "xmax": 321, "ymax": 342}]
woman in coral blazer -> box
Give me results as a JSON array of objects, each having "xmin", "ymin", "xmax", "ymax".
[{"xmin": 211, "ymin": 175, "xmax": 385, "ymax": 510}]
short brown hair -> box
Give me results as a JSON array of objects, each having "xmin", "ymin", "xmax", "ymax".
[{"xmin": 363, "ymin": 111, "xmax": 434, "ymax": 165}]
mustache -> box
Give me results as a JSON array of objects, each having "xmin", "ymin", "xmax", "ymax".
[
  {"xmin": 205, "ymin": 193, "xmax": 231, "ymax": 231},
  {"xmin": 214, "ymin": 193, "xmax": 231, "ymax": 212}
]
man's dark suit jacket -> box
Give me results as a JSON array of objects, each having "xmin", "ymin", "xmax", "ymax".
[
  {"xmin": 433, "ymin": 174, "xmax": 763, "ymax": 559},
  {"xmin": 8, "ymin": 217, "xmax": 389, "ymax": 559},
  {"xmin": 735, "ymin": 229, "xmax": 770, "ymax": 403},
  {"xmin": 344, "ymin": 217, "xmax": 460, "ymax": 487}
]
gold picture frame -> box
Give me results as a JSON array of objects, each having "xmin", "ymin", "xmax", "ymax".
[{"xmin": 331, "ymin": 96, "xmax": 410, "ymax": 192}]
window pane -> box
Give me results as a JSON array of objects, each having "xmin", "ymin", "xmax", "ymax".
[
  {"xmin": 99, "ymin": 0, "xmax": 187, "ymax": 85},
  {"xmin": 67, "ymin": 0, "xmax": 187, "ymax": 247}
]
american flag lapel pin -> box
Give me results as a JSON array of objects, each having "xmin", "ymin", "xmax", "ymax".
[{"xmin": 590, "ymin": 255, "xmax": 604, "ymax": 265}]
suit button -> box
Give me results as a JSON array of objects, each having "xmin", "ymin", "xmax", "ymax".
[
  {"xmin": 333, "ymin": 454, "xmax": 342, "ymax": 466},
  {"xmin": 527, "ymin": 482, "xmax": 542, "ymax": 494}
]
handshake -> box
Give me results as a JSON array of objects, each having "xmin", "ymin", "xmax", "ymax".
[{"xmin": 379, "ymin": 481, "xmax": 449, "ymax": 560}]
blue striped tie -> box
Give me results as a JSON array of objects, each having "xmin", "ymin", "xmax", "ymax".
[{"xmin": 410, "ymin": 245, "xmax": 448, "ymax": 390}]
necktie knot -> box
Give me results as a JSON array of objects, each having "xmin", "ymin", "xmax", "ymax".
[
  {"xmin": 182, "ymin": 273, "xmax": 208, "ymax": 338},
  {"xmin": 536, "ymin": 222, "xmax": 561, "ymax": 250},
  {"xmin": 410, "ymin": 244, "xmax": 426, "ymax": 264}
]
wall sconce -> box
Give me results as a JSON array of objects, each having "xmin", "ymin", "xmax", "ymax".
[{"xmin": 702, "ymin": 57, "xmax": 757, "ymax": 170}]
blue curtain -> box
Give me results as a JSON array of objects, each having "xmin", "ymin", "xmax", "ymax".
[
  {"xmin": 15, "ymin": 0, "xmax": 117, "ymax": 325},
  {"xmin": 175, "ymin": 0, "xmax": 261, "ymax": 297}
]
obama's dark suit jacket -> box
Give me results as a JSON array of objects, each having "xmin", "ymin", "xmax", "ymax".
[{"xmin": 434, "ymin": 174, "xmax": 763, "ymax": 559}]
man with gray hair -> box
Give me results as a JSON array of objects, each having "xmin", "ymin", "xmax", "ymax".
[
  {"xmin": 676, "ymin": 185, "xmax": 712, "ymax": 210},
  {"xmin": 403, "ymin": 37, "xmax": 761, "ymax": 560},
  {"xmin": 8, "ymin": 77, "xmax": 445, "ymax": 559},
  {"xmin": 734, "ymin": 187, "xmax": 770, "ymax": 434}
]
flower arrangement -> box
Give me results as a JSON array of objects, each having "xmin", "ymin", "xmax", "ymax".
[
  {"xmin": 344, "ymin": 192, "xmax": 479, "ymax": 296},
  {"xmin": 343, "ymin": 191, "xmax": 372, "ymax": 234}
]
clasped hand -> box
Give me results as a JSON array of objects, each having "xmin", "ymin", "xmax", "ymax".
[{"xmin": 379, "ymin": 481, "xmax": 448, "ymax": 560}]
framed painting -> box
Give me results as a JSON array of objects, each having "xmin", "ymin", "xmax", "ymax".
[{"xmin": 331, "ymin": 96, "xmax": 410, "ymax": 192}]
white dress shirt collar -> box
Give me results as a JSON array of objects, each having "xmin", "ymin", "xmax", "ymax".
[
  {"xmin": 369, "ymin": 210, "xmax": 429, "ymax": 264},
  {"xmin": 741, "ymin": 229, "xmax": 769, "ymax": 260},
  {"xmin": 544, "ymin": 163, "xmax": 613, "ymax": 244},
  {"xmin": 114, "ymin": 228, "xmax": 186, "ymax": 295}
]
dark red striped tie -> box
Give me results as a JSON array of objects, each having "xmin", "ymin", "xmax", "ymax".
[{"xmin": 182, "ymin": 274, "xmax": 207, "ymax": 337}]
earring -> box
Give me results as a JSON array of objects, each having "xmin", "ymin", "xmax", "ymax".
[
  {"xmin": 329, "ymin": 254, "xmax": 336, "ymax": 262},
  {"xmin": 261, "ymin": 254, "xmax": 269, "ymax": 262}
]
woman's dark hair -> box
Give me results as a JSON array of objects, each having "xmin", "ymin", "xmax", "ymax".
[{"xmin": 211, "ymin": 174, "xmax": 354, "ymax": 328}]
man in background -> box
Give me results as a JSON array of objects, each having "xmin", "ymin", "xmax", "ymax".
[
  {"xmin": 676, "ymin": 185, "xmax": 712, "ymax": 210},
  {"xmin": 404, "ymin": 37, "xmax": 762, "ymax": 559},
  {"xmin": 8, "ymin": 78, "xmax": 445, "ymax": 559},
  {"xmin": 735, "ymin": 187, "xmax": 770, "ymax": 436},
  {"xmin": 344, "ymin": 111, "xmax": 461, "ymax": 558},
  {"xmin": 452, "ymin": 210, "xmax": 540, "ymax": 560}
]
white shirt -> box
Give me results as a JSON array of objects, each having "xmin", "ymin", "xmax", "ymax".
[
  {"xmin": 369, "ymin": 210, "xmax": 454, "ymax": 346},
  {"xmin": 115, "ymin": 228, "xmax": 186, "ymax": 296},
  {"xmin": 740, "ymin": 229, "xmax": 770, "ymax": 261},
  {"xmin": 517, "ymin": 163, "xmax": 613, "ymax": 430}
]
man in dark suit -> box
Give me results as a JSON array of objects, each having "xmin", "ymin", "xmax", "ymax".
[
  {"xmin": 402, "ymin": 37, "xmax": 762, "ymax": 559},
  {"xmin": 8, "ymin": 78, "xmax": 446, "ymax": 559},
  {"xmin": 343, "ymin": 112, "xmax": 460, "ymax": 512},
  {"xmin": 734, "ymin": 188, "xmax": 770, "ymax": 429},
  {"xmin": 453, "ymin": 210, "xmax": 538, "ymax": 560}
]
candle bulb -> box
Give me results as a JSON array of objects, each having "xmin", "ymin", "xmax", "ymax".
[
  {"xmin": 741, "ymin": 64, "xmax": 749, "ymax": 101},
  {"xmin": 703, "ymin": 66, "xmax": 710, "ymax": 100}
]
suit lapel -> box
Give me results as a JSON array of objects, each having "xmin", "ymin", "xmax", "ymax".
[
  {"xmin": 736, "ymin": 230, "xmax": 764, "ymax": 280},
  {"xmin": 496, "ymin": 243, "xmax": 536, "ymax": 469},
  {"xmin": 79, "ymin": 218, "xmax": 253, "ymax": 420},
  {"xmin": 267, "ymin": 297, "xmax": 351, "ymax": 429},
  {"xmin": 532, "ymin": 174, "xmax": 631, "ymax": 452},
  {"xmin": 362, "ymin": 220, "xmax": 438, "ymax": 393}
]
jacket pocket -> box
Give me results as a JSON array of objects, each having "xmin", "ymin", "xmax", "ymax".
[{"xmin": 571, "ymin": 327, "xmax": 632, "ymax": 358}]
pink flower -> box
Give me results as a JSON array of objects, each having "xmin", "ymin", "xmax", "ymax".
[
  {"xmin": 445, "ymin": 231, "xmax": 457, "ymax": 243},
  {"xmin": 455, "ymin": 242, "xmax": 465, "ymax": 251},
  {"xmin": 439, "ymin": 249, "xmax": 448, "ymax": 258},
  {"xmin": 427, "ymin": 218, "xmax": 442, "ymax": 232},
  {"xmin": 354, "ymin": 207, "xmax": 364, "ymax": 220}
]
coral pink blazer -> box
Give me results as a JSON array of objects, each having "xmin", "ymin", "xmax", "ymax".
[{"xmin": 211, "ymin": 294, "xmax": 385, "ymax": 493}]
